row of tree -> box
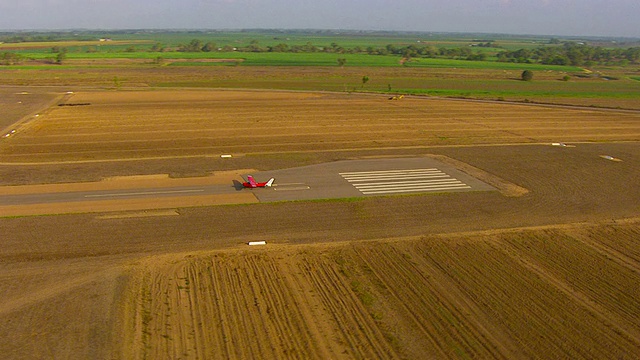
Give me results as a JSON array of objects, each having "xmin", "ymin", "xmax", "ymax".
[
  {"xmin": 173, "ymin": 39, "xmax": 638, "ymax": 65},
  {"xmin": 497, "ymin": 42, "xmax": 640, "ymax": 66},
  {"xmin": 0, "ymin": 52, "xmax": 23, "ymax": 65},
  {"xmin": 1, "ymin": 49, "xmax": 65, "ymax": 65},
  {"xmin": 2, "ymin": 39, "xmax": 638, "ymax": 67},
  {"xmin": 172, "ymin": 39, "xmax": 490, "ymax": 61}
]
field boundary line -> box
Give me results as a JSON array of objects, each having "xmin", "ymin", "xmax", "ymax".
[
  {"xmin": 570, "ymin": 229, "xmax": 640, "ymax": 275},
  {"xmin": 494, "ymin": 240, "xmax": 640, "ymax": 345},
  {"xmin": 0, "ymin": 91, "xmax": 70, "ymax": 138}
]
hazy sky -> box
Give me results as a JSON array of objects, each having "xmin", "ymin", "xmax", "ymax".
[{"xmin": 1, "ymin": 0, "xmax": 638, "ymax": 38}]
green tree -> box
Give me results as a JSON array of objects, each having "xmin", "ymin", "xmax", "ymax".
[
  {"xmin": 521, "ymin": 70, "xmax": 534, "ymax": 81},
  {"xmin": 201, "ymin": 42, "xmax": 216, "ymax": 52},
  {"xmin": 337, "ymin": 58, "xmax": 347, "ymax": 67},
  {"xmin": 1, "ymin": 52, "xmax": 23, "ymax": 65},
  {"xmin": 362, "ymin": 75, "xmax": 369, "ymax": 88},
  {"xmin": 270, "ymin": 43, "xmax": 289, "ymax": 52},
  {"xmin": 55, "ymin": 48, "xmax": 67, "ymax": 64},
  {"xmin": 180, "ymin": 39, "xmax": 203, "ymax": 52},
  {"xmin": 150, "ymin": 43, "xmax": 164, "ymax": 52}
]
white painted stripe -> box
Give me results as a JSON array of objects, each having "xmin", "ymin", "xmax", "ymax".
[
  {"xmin": 357, "ymin": 181, "xmax": 465, "ymax": 191},
  {"xmin": 341, "ymin": 171, "xmax": 443, "ymax": 178},
  {"xmin": 339, "ymin": 168, "xmax": 438, "ymax": 176},
  {"xmin": 361, "ymin": 185, "xmax": 472, "ymax": 195},
  {"xmin": 340, "ymin": 167, "xmax": 473, "ymax": 195},
  {"xmin": 352, "ymin": 178, "xmax": 460, "ymax": 188},
  {"xmin": 354, "ymin": 179, "xmax": 463, "ymax": 189},
  {"xmin": 85, "ymin": 189, "xmax": 205, "ymax": 198},
  {"xmin": 345, "ymin": 174, "xmax": 450, "ymax": 182},
  {"xmin": 340, "ymin": 170, "xmax": 442, "ymax": 179}
]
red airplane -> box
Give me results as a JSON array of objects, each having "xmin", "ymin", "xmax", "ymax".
[{"xmin": 242, "ymin": 175, "xmax": 275, "ymax": 188}]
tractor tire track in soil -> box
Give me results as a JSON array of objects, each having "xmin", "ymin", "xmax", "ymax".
[
  {"xmin": 348, "ymin": 242, "xmax": 520, "ymax": 359},
  {"xmin": 494, "ymin": 230, "xmax": 640, "ymax": 349},
  {"xmin": 118, "ymin": 221, "xmax": 640, "ymax": 359},
  {"xmin": 418, "ymin": 236, "xmax": 638, "ymax": 359},
  {"xmin": 123, "ymin": 250, "xmax": 396, "ymax": 360},
  {"xmin": 569, "ymin": 222, "xmax": 640, "ymax": 275}
]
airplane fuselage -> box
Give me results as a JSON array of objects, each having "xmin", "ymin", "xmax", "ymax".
[{"xmin": 242, "ymin": 176, "xmax": 274, "ymax": 188}]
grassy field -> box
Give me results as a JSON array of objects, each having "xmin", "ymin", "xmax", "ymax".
[
  {"xmin": 6, "ymin": 49, "xmax": 585, "ymax": 70},
  {"xmin": 2, "ymin": 31, "xmax": 638, "ymax": 110},
  {"xmin": 1, "ymin": 30, "xmax": 564, "ymax": 51},
  {"xmin": 1, "ymin": 65, "xmax": 638, "ymax": 110}
]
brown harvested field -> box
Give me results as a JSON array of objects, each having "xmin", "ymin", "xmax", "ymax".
[
  {"xmin": 1, "ymin": 89, "xmax": 639, "ymax": 163},
  {"xmin": 1, "ymin": 217, "xmax": 638, "ymax": 360},
  {"xmin": 4, "ymin": 222, "xmax": 637, "ymax": 359},
  {"xmin": 1, "ymin": 87, "xmax": 639, "ymax": 359},
  {"xmin": 0, "ymin": 87, "xmax": 63, "ymax": 131}
]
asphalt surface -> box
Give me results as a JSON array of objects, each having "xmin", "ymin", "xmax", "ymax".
[
  {"xmin": 0, "ymin": 158, "xmax": 496, "ymax": 211},
  {"xmin": 245, "ymin": 157, "xmax": 495, "ymax": 202},
  {"xmin": 0, "ymin": 184, "xmax": 239, "ymax": 206}
]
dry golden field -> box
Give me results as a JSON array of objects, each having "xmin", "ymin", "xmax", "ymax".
[
  {"xmin": 1, "ymin": 89, "xmax": 639, "ymax": 164},
  {"xmin": 0, "ymin": 86, "xmax": 639, "ymax": 359},
  {"xmin": 117, "ymin": 223, "xmax": 640, "ymax": 359}
]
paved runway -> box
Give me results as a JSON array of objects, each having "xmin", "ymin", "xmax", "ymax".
[
  {"xmin": 246, "ymin": 157, "xmax": 496, "ymax": 202},
  {"xmin": 340, "ymin": 168, "xmax": 471, "ymax": 195},
  {"xmin": 0, "ymin": 157, "xmax": 496, "ymax": 215},
  {"xmin": 0, "ymin": 184, "xmax": 237, "ymax": 206}
]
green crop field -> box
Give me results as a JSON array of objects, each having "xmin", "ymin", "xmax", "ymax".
[{"xmin": 1, "ymin": 30, "xmax": 638, "ymax": 109}]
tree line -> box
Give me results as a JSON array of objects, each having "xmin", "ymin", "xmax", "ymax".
[
  {"xmin": 172, "ymin": 39, "xmax": 490, "ymax": 61},
  {"xmin": 497, "ymin": 42, "xmax": 640, "ymax": 66},
  {"xmin": 2, "ymin": 37, "xmax": 639, "ymax": 67},
  {"xmin": 173, "ymin": 39, "xmax": 638, "ymax": 66}
]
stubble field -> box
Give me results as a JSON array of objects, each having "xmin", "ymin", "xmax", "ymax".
[
  {"xmin": 2, "ymin": 89, "xmax": 639, "ymax": 164},
  {"xmin": 118, "ymin": 222, "xmax": 640, "ymax": 359},
  {"xmin": 0, "ymin": 87, "xmax": 639, "ymax": 359}
]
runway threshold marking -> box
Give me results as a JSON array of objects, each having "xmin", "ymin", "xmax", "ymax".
[{"xmin": 340, "ymin": 168, "xmax": 471, "ymax": 195}]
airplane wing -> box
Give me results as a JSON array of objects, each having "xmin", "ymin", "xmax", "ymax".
[{"xmin": 247, "ymin": 175, "xmax": 257, "ymax": 187}]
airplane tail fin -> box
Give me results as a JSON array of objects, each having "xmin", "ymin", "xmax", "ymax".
[{"xmin": 266, "ymin": 178, "xmax": 275, "ymax": 187}]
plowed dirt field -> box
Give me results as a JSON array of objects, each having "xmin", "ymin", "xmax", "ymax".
[
  {"xmin": 2, "ymin": 89, "xmax": 638, "ymax": 163},
  {"xmin": 114, "ymin": 222, "xmax": 640, "ymax": 359}
]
